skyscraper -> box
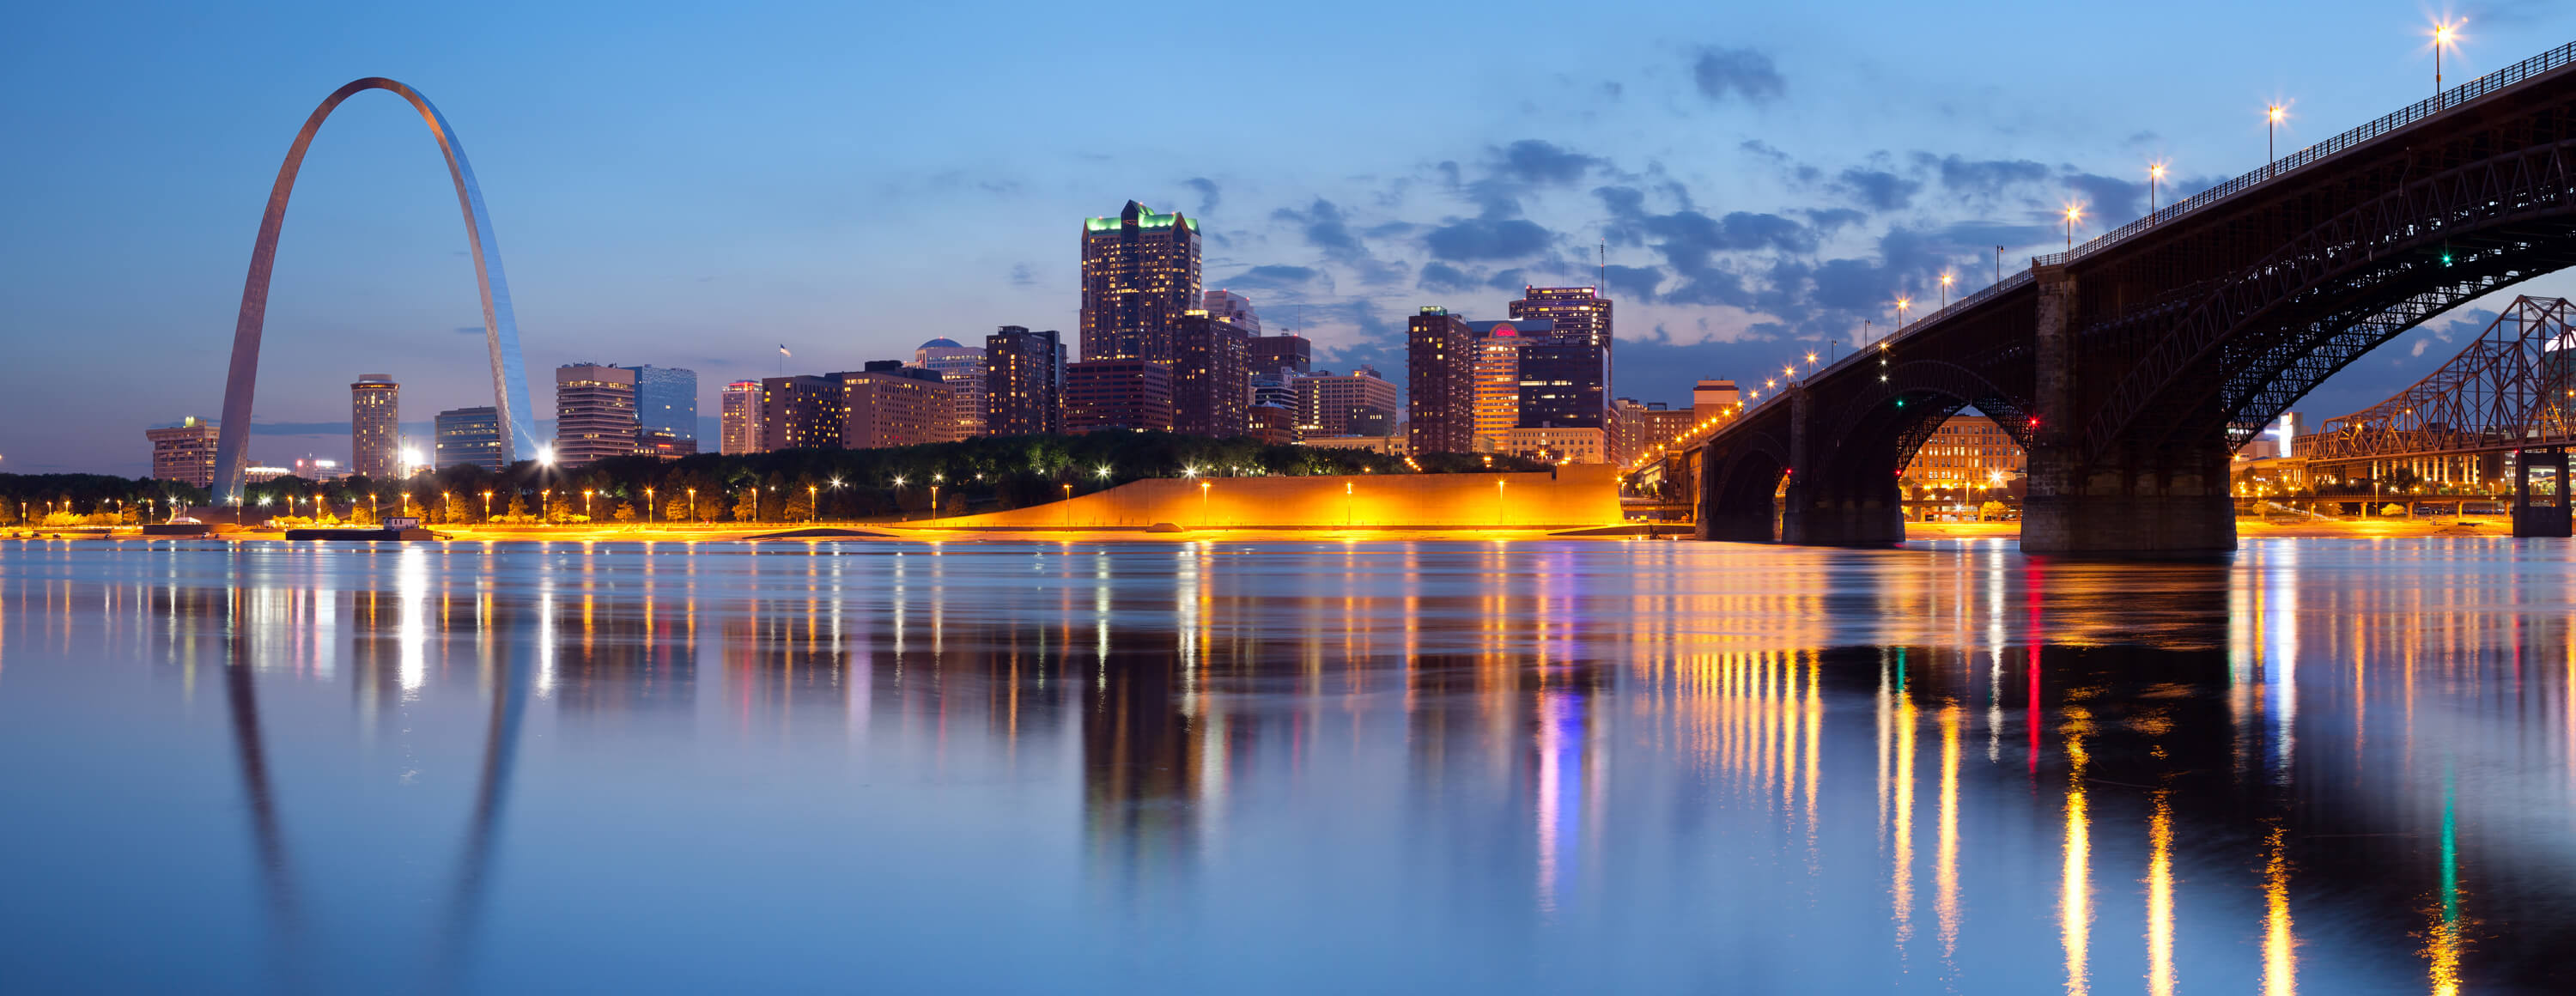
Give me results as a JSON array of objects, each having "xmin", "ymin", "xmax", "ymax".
[
  {"xmin": 147, "ymin": 416, "xmax": 222, "ymax": 488},
  {"xmin": 434, "ymin": 406, "xmax": 504, "ymax": 471},
  {"xmin": 1080, "ymin": 201, "xmax": 1201, "ymax": 362},
  {"xmin": 1065, "ymin": 359, "xmax": 1174, "ymax": 434},
  {"xmin": 624, "ymin": 365, "xmax": 698, "ymax": 444},
  {"xmin": 984, "ymin": 325, "xmax": 1065, "ymax": 436},
  {"xmin": 914, "ymin": 338, "xmax": 987, "ymax": 439},
  {"xmin": 720, "ymin": 380, "xmax": 762, "ymax": 454},
  {"xmin": 1201, "ymin": 289, "xmax": 1260, "ymax": 333},
  {"xmin": 1172, "ymin": 311, "xmax": 1250, "ymax": 438},
  {"xmin": 1509, "ymin": 286, "xmax": 1613, "ymax": 350},
  {"xmin": 1406, "ymin": 307, "xmax": 1478, "ymax": 454},
  {"xmin": 349, "ymin": 374, "xmax": 399, "ymax": 478},
  {"xmin": 1248, "ymin": 332, "xmax": 1311, "ymax": 376},
  {"xmin": 760, "ymin": 374, "xmax": 841, "ymax": 452},
  {"xmin": 554, "ymin": 363, "xmax": 639, "ymax": 467},
  {"xmin": 1515, "ymin": 337, "xmax": 1607, "ymax": 432},
  {"xmin": 1467, "ymin": 319, "xmax": 1551, "ymax": 452}
]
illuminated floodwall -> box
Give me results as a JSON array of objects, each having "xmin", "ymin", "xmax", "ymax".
[{"xmin": 919, "ymin": 465, "xmax": 1620, "ymax": 530}]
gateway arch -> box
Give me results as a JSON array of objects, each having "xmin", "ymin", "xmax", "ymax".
[{"xmin": 211, "ymin": 77, "xmax": 539, "ymax": 504}]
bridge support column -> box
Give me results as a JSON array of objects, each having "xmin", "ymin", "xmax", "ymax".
[
  {"xmin": 1777, "ymin": 384, "xmax": 1905, "ymax": 545},
  {"xmin": 2020, "ymin": 264, "xmax": 2236, "ymax": 556}
]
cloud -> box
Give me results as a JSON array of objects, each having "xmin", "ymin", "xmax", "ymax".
[
  {"xmin": 1492, "ymin": 140, "xmax": 1601, "ymax": 186},
  {"xmin": 1418, "ymin": 261, "xmax": 1483, "ymax": 294},
  {"xmin": 1692, "ymin": 47, "xmax": 1785, "ymax": 104},
  {"xmin": 1272, "ymin": 198, "xmax": 1405, "ymax": 284},
  {"xmin": 1220, "ymin": 264, "xmax": 1328, "ymax": 293},
  {"xmin": 1185, "ymin": 177, "xmax": 1220, "ymax": 215},
  {"xmin": 453, "ymin": 325, "xmax": 483, "ymax": 335},
  {"xmin": 1917, "ymin": 154, "xmax": 2051, "ymax": 199},
  {"xmin": 2063, "ymin": 172, "xmax": 2144, "ymax": 226},
  {"xmin": 1423, "ymin": 216, "xmax": 1554, "ymax": 262},
  {"xmin": 1834, "ymin": 167, "xmax": 1920, "ymax": 212},
  {"xmin": 1009, "ymin": 264, "xmax": 1036, "ymax": 288}
]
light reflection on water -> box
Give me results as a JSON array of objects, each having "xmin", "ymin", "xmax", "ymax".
[{"xmin": 0, "ymin": 537, "xmax": 2571, "ymax": 993}]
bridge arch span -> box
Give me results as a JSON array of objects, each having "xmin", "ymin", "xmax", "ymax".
[
  {"xmin": 1698, "ymin": 428, "xmax": 1792, "ymax": 543},
  {"xmin": 1816, "ymin": 359, "xmax": 2035, "ymax": 475},
  {"xmin": 211, "ymin": 77, "xmax": 538, "ymax": 503}
]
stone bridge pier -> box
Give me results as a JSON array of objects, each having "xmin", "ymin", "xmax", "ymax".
[{"xmin": 1777, "ymin": 389, "xmax": 1907, "ymax": 545}]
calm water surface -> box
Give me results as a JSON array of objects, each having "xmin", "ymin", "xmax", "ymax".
[{"xmin": 2, "ymin": 537, "xmax": 2573, "ymax": 993}]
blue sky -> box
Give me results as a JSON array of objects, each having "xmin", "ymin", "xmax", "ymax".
[{"xmin": 3, "ymin": 0, "xmax": 2573, "ymax": 474}]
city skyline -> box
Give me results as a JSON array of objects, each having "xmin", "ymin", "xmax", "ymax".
[{"xmin": 11, "ymin": 1, "xmax": 2576, "ymax": 475}]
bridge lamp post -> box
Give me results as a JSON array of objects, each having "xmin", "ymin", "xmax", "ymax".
[
  {"xmin": 2266, "ymin": 105, "xmax": 2285, "ymax": 178},
  {"xmin": 1940, "ymin": 273, "xmax": 1953, "ymax": 308},
  {"xmin": 2433, "ymin": 21, "xmax": 2459, "ymax": 106},
  {"xmin": 1896, "ymin": 297, "xmax": 1912, "ymax": 328},
  {"xmin": 2148, "ymin": 163, "xmax": 2166, "ymax": 215},
  {"xmin": 2063, "ymin": 205, "xmax": 2082, "ymax": 251}
]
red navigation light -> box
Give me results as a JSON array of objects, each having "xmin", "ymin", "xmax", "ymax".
[{"xmin": 2027, "ymin": 417, "xmax": 2040, "ymax": 427}]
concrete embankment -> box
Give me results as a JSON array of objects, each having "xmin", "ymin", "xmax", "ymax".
[{"xmin": 898, "ymin": 466, "xmax": 1621, "ymax": 531}]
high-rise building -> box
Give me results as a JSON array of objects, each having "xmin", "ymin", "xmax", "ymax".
[
  {"xmin": 1173, "ymin": 311, "xmax": 1251, "ymax": 438},
  {"xmin": 1510, "ymin": 287, "xmax": 1614, "ymax": 425},
  {"xmin": 1200, "ymin": 289, "xmax": 1260, "ymax": 334},
  {"xmin": 624, "ymin": 365, "xmax": 698, "ymax": 444},
  {"xmin": 1515, "ymin": 337, "xmax": 1608, "ymax": 434},
  {"xmin": 914, "ymin": 338, "xmax": 987, "ymax": 439},
  {"xmin": 147, "ymin": 416, "xmax": 222, "ymax": 489},
  {"xmin": 984, "ymin": 326, "xmax": 1065, "ymax": 436},
  {"xmin": 1248, "ymin": 332, "xmax": 1311, "ymax": 376},
  {"xmin": 1406, "ymin": 307, "xmax": 1479, "ymax": 454},
  {"xmin": 841, "ymin": 361, "xmax": 962, "ymax": 449},
  {"xmin": 349, "ymin": 374, "xmax": 400, "ymax": 478},
  {"xmin": 760, "ymin": 374, "xmax": 841, "ymax": 452},
  {"xmin": 1297, "ymin": 366, "xmax": 1400, "ymax": 439},
  {"xmin": 1467, "ymin": 319, "xmax": 1551, "ymax": 452},
  {"xmin": 434, "ymin": 406, "xmax": 505, "ymax": 471},
  {"xmin": 1065, "ymin": 359, "xmax": 1174, "ymax": 434},
  {"xmin": 1079, "ymin": 200, "xmax": 1202, "ymax": 362},
  {"xmin": 554, "ymin": 364, "xmax": 639, "ymax": 467},
  {"xmin": 720, "ymin": 380, "xmax": 762, "ymax": 454}
]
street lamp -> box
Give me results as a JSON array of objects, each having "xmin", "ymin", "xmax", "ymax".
[
  {"xmin": 1939, "ymin": 273, "xmax": 1953, "ymax": 309},
  {"xmin": 583, "ymin": 489, "xmax": 594, "ymax": 521},
  {"xmin": 646, "ymin": 486, "xmax": 657, "ymax": 525},
  {"xmin": 2063, "ymin": 204, "xmax": 2082, "ymax": 251},
  {"xmin": 1895, "ymin": 297, "xmax": 1911, "ymax": 328},
  {"xmin": 2433, "ymin": 21, "xmax": 2461, "ymax": 106},
  {"xmin": 2266, "ymin": 104, "xmax": 2286, "ymax": 179},
  {"xmin": 2148, "ymin": 162, "xmax": 2166, "ymax": 215},
  {"xmin": 808, "ymin": 483, "xmax": 818, "ymax": 522},
  {"xmin": 1496, "ymin": 479, "xmax": 1507, "ymax": 527},
  {"xmin": 686, "ymin": 487, "xmax": 696, "ymax": 523},
  {"xmin": 481, "ymin": 489, "xmax": 492, "ymax": 521}
]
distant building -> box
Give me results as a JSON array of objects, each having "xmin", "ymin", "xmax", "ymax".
[
  {"xmin": 1300, "ymin": 435, "xmax": 1407, "ymax": 456},
  {"xmin": 1248, "ymin": 404, "xmax": 1297, "ymax": 446},
  {"xmin": 1248, "ymin": 332, "xmax": 1311, "ymax": 376},
  {"xmin": 1615, "ymin": 399, "xmax": 1694, "ymax": 464},
  {"xmin": 985, "ymin": 325, "xmax": 1066, "ymax": 436},
  {"xmin": 760, "ymin": 374, "xmax": 842, "ymax": 452},
  {"xmin": 1065, "ymin": 359, "xmax": 1174, "ymax": 433},
  {"xmin": 720, "ymin": 380, "xmax": 762, "ymax": 454},
  {"xmin": 1515, "ymin": 337, "xmax": 1607, "ymax": 434},
  {"xmin": 1467, "ymin": 319, "xmax": 1550, "ymax": 452},
  {"xmin": 1406, "ymin": 307, "xmax": 1479, "ymax": 454},
  {"xmin": 1500, "ymin": 426, "xmax": 1608, "ymax": 465},
  {"xmin": 1201, "ymin": 289, "xmax": 1261, "ymax": 334},
  {"xmin": 638, "ymin": 428, "xmax": 699, "ymax": 461},
  {"xmin": 350, "ymin": 374, "xmax": 400, "ymax": 478},
  {"xmin": 1080, "ymin": 200, "xmax": 1201, "ymax": 363},
  {"xmin": 293, "ymin": 457, "xmax": 348, "ymax": 482},
  {"xmin": 914, "ymin": 338, "xmax": 987, "ymax": 439},
  {"xmin": 1692, "ymin": 380, "xmax": 1741, "ymax": 422},
  {"xmin": 1904, "ymin": 414, "xmax": 2026, "ymax": 489},
  {"xmin": 1173, "ymin": 311, "xmax": 1251, "ymax": 437},
  {"xmin": 243, "ymin": 465, "xmax": 292, "ymax": 484},
  {"xmin": 434, "ymin": 406, "xmax": 505, "ymax": 471},
  {"xmin": 624, "ymin": 365, "xmax": 698, "ymax": 444},
  {"xmin": 1510, "ymin": 285, "xmax": 1612, "ymax": 371},
  {"xmin": 1298, "ymin": 367, "xmax": 1400, "ymax": 440},
  {"xmin": 555, "ymin": 364, "xmax": 639, "ymax": 467},
  {"xmin": 841, "ymin": 361, "xmax": 961, "ymax": 449},
  {"xmin": 147, "ymin": 416, "xmax": 222, "ymax": 489}
]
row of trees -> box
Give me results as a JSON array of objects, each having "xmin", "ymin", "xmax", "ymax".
[
  {"xmin": 230, "ymin": 433, "xmax": 1550, "ymax": 525},
  {"xmin": 0, "ymin": 474, "xmax": 204, "ymax": 526}
]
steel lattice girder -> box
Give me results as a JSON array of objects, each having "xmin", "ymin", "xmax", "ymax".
[{"xmin": 2299, "ymin": 296, "xmax": 2576, "ymax": 461}]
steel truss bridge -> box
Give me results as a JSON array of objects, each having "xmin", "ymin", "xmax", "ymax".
[
  {"xmin": 1674, "ymin": 39, "xmax": 2576, "ymax": 553},
  {"xmin": 2293, "ymin": 296, "xmax": 2576, "ymax": 488}
]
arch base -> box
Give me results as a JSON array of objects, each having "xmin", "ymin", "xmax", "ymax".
[{"xmin": 2020, "ymin": 435, "xmax": 2237, "ymax": 555}]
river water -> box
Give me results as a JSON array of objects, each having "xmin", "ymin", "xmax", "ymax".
[{"xmin": 0, "ymin": 537, "xmax": 2570, "ymax": 993}]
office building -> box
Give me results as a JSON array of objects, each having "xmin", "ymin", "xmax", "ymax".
[
  {"xmin": 638, "ymin": 428, "xmax": 697, "ymax": 461},
  {"xmin": 555, "ymin": 364, "xmax": 640, "ymax": 467},
  {"xmin": 760, "ymin": 374, "xmax": 842, "ymax": 452},
  {"xmin": 1065, "ymin": 359, "xmax": 1174, "ymax": 433},
  {"xmin": 1467, "ymin": 319, "xmax": 1550, "ymax": 452},
  {"xmin": 621, "ymin": 365, "xmax": 697, "ymax": 446},
  {"xmin": 1080, "ymin": 200, "xmax": 1201, "ymax": 362},
  {"xmin": 1249, "ymin": 332, "xmax": 1311, "ymax": 376},
  {"xmin": 147, "ymin": 416, "xmax": 222, "ymax": 488},
  {"xmin": 1693, "ymin": 380, "xmax": 1742, "ymax": 422},
  {"xmin": 1515, "ymin": 337, "xmax": 1607, "ymax": 434},
  {"xmin": 985, "ymin": 325, "xmax": 1066, "ymax": 436},
  {"xmin": 1406, "ymin": 307, "xmax": 1479, "ymax": 454},
  {"xmin": 1903, "ymin": 414, "xmax": 2026, "ymax": 489},
  {"xmin": 1509, "ymin": 287, "xmax": 1613, "ymax": 350},
  {"xmin": 914, "ymin": 338, "xmax": 987, "ymax": 439},
  {"xmin": 720, "ymin": 380, "xmax": 762, "ymax": 454},
  {"xmin": 350, "ymin": 374, "xmax": 400, "ymax": 478},
  {"xmin": 1616, "ymin": 399, "xmax": 1695, "ymax": 463},
  {"xmin": 1297, "ymin": 366, "xmax": 1400, "ymax": 439},
  {"xmin": 1201, "ymin": 289, "xmax": 1260, "ymax": 334},
  {"xmin": 1499, "ymin": 426, "xmax": 1608, "ymax": 465},
  {"xmin": 841, "ymin": 361, "xmax": 962, "ymax": 449},
  {"xmin": 434, "ymin": 406, "xmax": 505, "ymax": 471},
  {"xmin": 1248, "ymin": 404, "xmax": 1297, "ymax": 446},
  {"xmin": 1173, "ymin": 311, "xmax": 1251, "ymax": 438}
]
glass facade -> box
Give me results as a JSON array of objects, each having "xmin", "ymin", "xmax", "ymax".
[{"xmin": 434, "ymin": 406, "xmax": 505, "ymax": 472}]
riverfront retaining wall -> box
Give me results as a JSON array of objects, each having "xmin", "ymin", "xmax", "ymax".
[{"xmin": 913, "ymin": 465, "xmax": 1619, "ymax": 530}]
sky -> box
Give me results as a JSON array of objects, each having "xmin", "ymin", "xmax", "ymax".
[{"xmin": 4, "ymin": 0, "xmax": 2575, "ymax": 475}]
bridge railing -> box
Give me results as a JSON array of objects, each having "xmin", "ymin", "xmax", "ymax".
[{"xmin": 2036, "ymin": 39, "xmax": 2576, "ymax": 269}]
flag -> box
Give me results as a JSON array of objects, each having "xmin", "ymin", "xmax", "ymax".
[{"xmin": 778, "ymin": 344, "xmax": 792, "ymax": 357}]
